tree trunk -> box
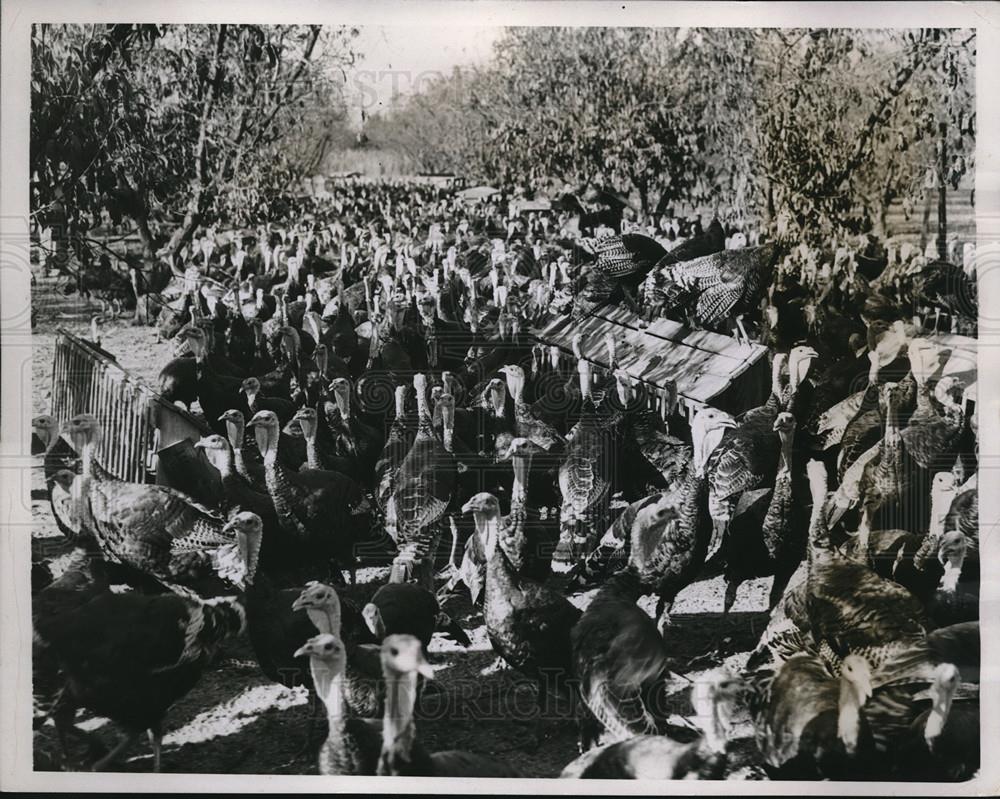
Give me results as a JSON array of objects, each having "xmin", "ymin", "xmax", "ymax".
[
  {"xmin": 167, "ymin": 24, "xmax": 229, "ymax": 266},
  {"xmin": 937, "ymin": 121, "xmax": 948, "ymax": 260},
  {"xmin": 635, "ymin": 178, "xmax": 650, "ymax": 217},
  {"xmin": 920, "ymin": 188, "xmax": 933, "ymax": 252}
]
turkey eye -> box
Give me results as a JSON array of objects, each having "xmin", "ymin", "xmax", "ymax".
[{"xmin": 390, "ymin": 648, "xmax": 399, "ymax": 656}]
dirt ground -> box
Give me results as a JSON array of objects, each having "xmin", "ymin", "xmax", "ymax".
[{"xmin": 30, "ymin": 276, "xmax": 772, "ymax": 777}]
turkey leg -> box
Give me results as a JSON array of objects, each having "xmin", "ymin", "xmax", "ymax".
[
  {"xmin": 148, "ymin": 725, "xmax": 163, "ymax": 773},
  {"xmin": 90, "ymin": 729, "xmax": 141, "ymax": 771}
]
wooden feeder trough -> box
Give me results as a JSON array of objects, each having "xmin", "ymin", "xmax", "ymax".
[{"xmin": 531, "ymin": 306, "xmax": 771, "ymax": 421}]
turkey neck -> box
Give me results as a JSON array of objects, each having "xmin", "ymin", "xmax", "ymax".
[
  {"xmin": 224, "ymin": 419, "xmax": 250, "ymax": 478},
  {"xmin": 489, "ymin": 382, "xmax": 506, "ymax": 418},
  {"xmin": 883, "ymin": 389, "xmax": 900, "ymax": 442},
  {"xmin": 700, "ymin": 699, "xmax": 729, "ymax": 757},
  {"xmin": 913, "ymin": 483, "xmax": 955, "ymax": 570},
  {"xmin": 414, "ymin": 380, "xmax": 433, "ymax": 439},
  {"xmin": 511, "ymin": 453, "xmax": 530, "ymax": 505},
  {"xmin": 79, "ymin": 432, "xmax": 96, "ymax": 480},
  {"xmin": 806, "ymin": 465, "xmax": 832, "ymax": 565},
  {"xmin": 380, "ymin": 667, "xmax": 420, "ymax": 769},
  {"xmin": 768, "ymin": 354, "xmax": 786, "ymax": 404},
  {"xmin": 305, "ymin": 604, "xmax": 342, "ymax": 637},
  {"xmin": 301, "ymin": 421, "xmax": 322, "ymax": 470},
  {"xmin": 836, "ymin": 676, "xmax": 866, "ymax": 754},
  {"xmin": 877, "ymin": 390, "xmax": 903, "ymax": 489},
  {"xmin": 393, "ymin": 388, "xmax": 407, "ymax": 428},
  {"xmin": 334, "ymin": 386, "xmax": 351, "ymax": 423},
  {"xmin": 440, "ymin": 403, "xmax": 454, "ymax": 453},
  {"xmin": 578, "ymin": 359, "xmax": 592, "ymax": 402},
  {"xmin": 212, "ymin": 442, "xmax": 237, "ymax": 479},
  {"xmin": 775, "ymin": 427, "xmax": 793, "ymax": 477},
  {"xmin": 480, "ymin": 510, "xmax": 518, "ymax": 598},
  {"xmin": 505, "ymin": 371, "xmax": 525, "ymax": 407},
  {"xmin": 310, "ymin": 658, "xmax": 347, "ymax": 740}
]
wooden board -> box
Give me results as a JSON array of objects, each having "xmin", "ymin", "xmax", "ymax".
[
  {"xmin": 928, "ymin": 332, "xmax": 977, "ymax": 388},
  {"xmin": 531, "ymin": 306, "xmax": 769, "ymax": 413}
]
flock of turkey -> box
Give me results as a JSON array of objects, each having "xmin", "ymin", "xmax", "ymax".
[{"xmin": 31, "ymin": 181, "xmax": 979, "ymax": 780}]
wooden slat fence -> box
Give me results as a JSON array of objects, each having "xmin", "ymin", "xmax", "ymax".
[{"xmin": 50, "ymin": 329, "xmax": 212, "ymax": 485}]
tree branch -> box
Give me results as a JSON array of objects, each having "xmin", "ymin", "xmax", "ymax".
[
  {"xmin": 248, "ymin": 25, "xmax": 322, "ymax": 152},
  {"xmin": 825, "ymin": 40, "xmax": 937, "ymax": 192}
]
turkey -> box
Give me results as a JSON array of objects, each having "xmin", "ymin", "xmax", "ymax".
[
  {"xmin": 461, "ymin": 491, "xmax": 581, "ymax": 743},
  {"xmin": 292, "ymin": 633, "xmax": 382, "ymax": 775},
  {"xmin": 890, "ymin": 662, "xmax": 978, "ymax": 780},
  {"xmin": 911, "ymin": 259, "xmax": 978, "ymax": 334},
  {"xmin": 388, "ymin": 375, "xmax": 457, "ymax": 588},
  {"xmin": 719, "ymin": 411, "xmax": 807, "ymax": 612},
  {"xmin": 750, "ymin": 642, "xmax": 880, "ymax": 779},
  {"xmin": 570, "ymin": 233, "xmax": 668, "ymax": 320},
  {"xmin": 375, "ymin": 384, "xmax": 417, "ymax": 515},
  {"xmin": 193, "ymin": 434, "xmax": 295, "ymax": 576},
  {"xmin": 178, "ymin": 325, "xmax": 243, "ymax": 434},
  {"xmin": 33, "ymin": 416, "xmax": 87, "ymax": 541},
  {"xmin": 642, "ymin": 217, "xmax": 726, "ymax": 320},
  {"xmin": 570, "ymin": 566, "xmax": 669, "ymax": 750},
  {"xmin": 241, "ymin": 375, "xmax": 296, "ymax": 428},
  {"xmin": 362, "ymin": 582, "xmax": 471, "ymax": 649},
  {"xmin": 291, "ymin": 405, "xmax": 367, "ymax": 483},
  {"xmin": 32, "ymin": 548, "xmax": 110, "ymax": 731},
  {"xmin": 560, "ymin": 669, "xmax": 744, "ymax": 779},
  {"xmin": 325, "ymin": 376, "xmax": 385, "ymax": 475},
  {"xmin": 376, "ymin": 634, "xmax": 522, "ymax": 777},
  {"xmin": 648, "ymin": 243, "xmax": 783, "ymax": 342},
  {"xmin": 496, "ymin": 363, "xmax": 564, "ymax": 453},
  {"xmin": 703, "ymin": 368, "xmax": 790, "ymax": 561},
  {"xmin": 569, "ymin": 406, "xmax": 736, "ymax": 632},
  {"xmin": 291, "ymin": 581, "xmax": 384, "ymax": 719},
  {"xmin": 37, "ymin": 588, "xmax": 245, "ymax": 771},
  {"xmin": 246, "ymin": 409, "xmax": 374, "ymax": 584},
  {"xmin": 61, "ymin": 414, "xmax": 250, "ymax": 595},
  {"xmin": 557, "ymin": 354, "xmax": 614, "ymax": 561},
  {"xmin": 755, "ymin": 460, "xmax": 960, "ymax": 771},
  {"xmin": 501, "ymin": 436, "xmax": 560, "ymax": 582}
]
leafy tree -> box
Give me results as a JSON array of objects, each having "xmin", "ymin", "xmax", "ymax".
[
  {"xmin": 364, "ymin": 27, "xmax": 974, "ymax": 245},
  {"xmin": 31, "ymin": 23, "xmax": 358, "ymax": 274}
]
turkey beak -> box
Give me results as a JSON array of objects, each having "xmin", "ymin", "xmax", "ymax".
[
  {"xmin": 416, "ymin": 651, "xmax": 436, "ymax": 680},
  {"xmin": 291, "ymin": 592, "xmax": 312, "ymax": 612},
  {"xmin": 222, "ymin": 518, "xmax": 240, "ymax": 535},
  {"xmin": 293, "ymin": 642, "xmax": 313, "ymax": 659},
  {"xmin": 362, "ymin": 603, "xmax": 386, "ymax": 639},
  {"xmin": 793, "ymin": 347, "xmax": 819, "ymax": 389},
  {"xmin": 194, "ymin": 439, "xmax": 207, "ymax": 449},
  {"xmin": 461, "ymin": 498, "xmax": 479, "ymax": 515}
]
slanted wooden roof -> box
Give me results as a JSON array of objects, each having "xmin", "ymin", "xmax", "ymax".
[
  {"xmin": 927, "ymin": 333, "xmax": 977, "ymax": 400},
  {"xmin": 532, "ymin": 305, "xmax": 770, "ymax": 415}
]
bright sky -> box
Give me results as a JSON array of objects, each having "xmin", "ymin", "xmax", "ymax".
[{"xmin": 344, "ymin": 26, "xmax": 503, "ymax": 122}]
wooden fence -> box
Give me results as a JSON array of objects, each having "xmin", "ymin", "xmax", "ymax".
[{"xmin": 50, "ymin": 329, "xmax": 213, "ymax": 487}]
